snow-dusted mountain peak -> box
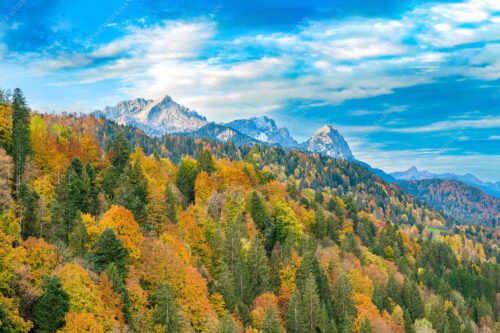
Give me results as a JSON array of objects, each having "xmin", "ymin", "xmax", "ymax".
[
  {"xmin": 302, "ymin": 125, "xmax": 354, "ymax": 160},
  {"xmin": 95, "ymin": 95, "xmax": 207, "ymax": 136}
]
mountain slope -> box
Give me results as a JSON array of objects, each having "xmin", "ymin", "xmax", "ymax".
[
  {"xmin": 301, "ymin": 125, "xmax": 354, "ymax": 160},
  {"xmin": 400, "ymin": 179, "xmax": 500, "ymax": 226},
  {"xmin": 95, "ymin": 95, "xmax": 208, "ymax": 136},
  {"xmin": 181, "ymin": 122, "xmax": 260, "ymax": 146},
  {"xmin": 225, "ymin": 116, "xmax": 298, "ymax": 147},
  {"xmin": 392, "ymin": 166, "xmax": 500, "ymax": 198}
]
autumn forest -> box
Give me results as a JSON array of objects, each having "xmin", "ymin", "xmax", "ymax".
[{"xmin": 0, "ymin": 89, "xmax": 498, "ymax": 333}]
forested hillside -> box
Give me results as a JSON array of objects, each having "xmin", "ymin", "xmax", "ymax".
[
  {"xmin": 0, "ymin": 89, "xmax": 498, "ymax": 333},
  {"xmin": 400, "ymin": 179, "xmax": 499, "ymax": 227}
]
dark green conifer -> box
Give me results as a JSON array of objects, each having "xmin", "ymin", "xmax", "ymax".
[
  {"xmin": 11, "ymin": 88, "xmax": 31, "ymax": 194},
  {"xmin": 151, "ymin": 284, "xmax": 182, "ymax": 333},
  {"xmin": 87, "ymin": 228, "xmax": 128, "ymax": 275},
  {"xmin": 197, "ymin": 148, "xmax": 215, "ymax": 174},
  {"xmin": 34, "ymin": 277, "xmax": 69, "ymax": 333},
  {"xmin": 175, "ymin": 158, "xmax": 199, "ymax": 205}
]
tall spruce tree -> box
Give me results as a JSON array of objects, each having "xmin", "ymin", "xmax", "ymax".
[
  {"xmin": 68, "ymin": 220, "xmax": 90, "ymax": 258},
  {"xmin": 359, "ymin": 318, "xmax": 372, "ymax": 333},
  {"xmin": 34, "ymin": 276, "xmax": 69, "ymax": 333},
  {"xmin": 151, "ymin": 284, "xmax": 182, "ymax": 333},
  {"xmin": 285, "ymin": 290, "xmax": 301, "ymax": 333},
  {"xmin": 110, "ymin": 132, "xmax": 130, "ymax": 172},
  {"xmin": 402, "ymin": 278, "xmax": 424, "ymax": 321},
  {"xmin": 262, "ymin": 306, "xmax": 282, "ymax": 333},
  {"xmin": 11, "ymin": 88, "xmax": 31, "ymax": 194},
  {"xmin": 82, "ymin": 163, "xmax": 99, "ymax": 215},
  {"xmin": 197, "ymin": 148, "xmax": 215, "ymax": 174},
  {"xmin": 300, "ymin": 274, "xmax": 321, "ymax": 333},
  {"xmin": 246, "ymin": 237, "xmax": 270, "ymax": 302},
  {"xmin": 87, "ymin": 228, "xmax": 129, "ymax": 275},
  {"xmin": 217, "ymin": 315, "xmax": 239, "ymax": 333},
  {"xmin": 19, "ymin": 183, "xmax": 39, "ymax": 239},
  {"xmin": 332, "ymin": 273, "xmax": 356, "ymax": 332},
  {"xmin": 114, "ymin": 161, "xmax": 148, "ymax": 223},
  {"xmin": 165, "ymin": 184, "xmax": 177, "ymax": 223},
  {"xmin": 51, "ymin": 163, "xmax": 85, "ymax": 242},
  {"xmin": 175, "ymin": 157, "xmax": 199, "ymax": 205},
  {"xmin": 248, "ymin": 191, "xmax": 276, "ymax": 252}
]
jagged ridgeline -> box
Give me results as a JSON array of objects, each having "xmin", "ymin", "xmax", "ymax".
[{"xmin": 0, "ymin": 91, "xmax": 498, "ymax": 333}]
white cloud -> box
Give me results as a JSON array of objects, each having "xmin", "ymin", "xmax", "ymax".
[
  {"xmin": 388, "ymin": 115, "xmax": 500, "ymax": 133},
  {"xmin": 14, "ymin": 0, "xmax": 498, "ymax": 123}
]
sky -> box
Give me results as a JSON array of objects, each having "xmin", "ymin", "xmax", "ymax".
[{"xmin": 0, "ymin": 0, "xmax": 499, "ymax": 181}]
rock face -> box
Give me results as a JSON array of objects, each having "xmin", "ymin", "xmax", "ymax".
[
  {"xmin": 94, "ymin": 95, "xmax": 208, "ymax": 136},
  {"xmin": 301, "ymin": 125, "xmax": 354, "ymax": 160},
  {"xmin": 225, "ymin": 116, "xmax": 298, "ymax": 148},
  {"xmin": 182, "ymin": 123, "xmax": 260, "ymax": 146}
]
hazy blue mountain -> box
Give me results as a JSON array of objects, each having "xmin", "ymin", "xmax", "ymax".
[{"xmin": 391, "ymin": 166, "xmax": 500, "ymax": 198}]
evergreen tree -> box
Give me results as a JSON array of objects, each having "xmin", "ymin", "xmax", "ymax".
[
  {"xmin": 332, "ymin": 273, "xmax": 356, "ymax": 332},
  {"xmin": 318, "ymin": 304, "xmax": 337, "ymax": 333},
  {"xmin": 106, "ymin": 263, "xmax": 132, "ymax": 324},
  {"xmin": 197, "ymin": 149, "xmax": 215, "ymax": 174},
  {"xmin": 359, "ymin": 318, "xmax": 372, "ymax": 333},
  {"xmin": 0, "ymin": 304, "xmax": 15, "ymax": 332},
  {"xmin": 285, "ymin": 290, "xmax": 301, "ymax": 333},
  {"xmin": 87, "ymin": 228, "xmax": 129, "ymax": 275},
  {"xmin": 11, "ymin": 88, "xmax": 31, "ymax": 194},
  {"xmin": 102, "ymin": 165, "xmax": 119, "ymax": 201},
  {"xmin": 248, "ymin": 191, "xmax": 269, "ymax": 232},
  {"xmin": 175, "ymin": 158, "xmax": 199, "ymax": 205},
  {"xmin": 151, "ymin": 284, "xmax": 182, "ymax": 333},
  {"xmin": 248, "ymin": 191, "xmax": 276, "ymax": 252},
  {"xmin": 300, "ymin": 274, "xmax": 321, "ymax": 333},
  {"xmin": 217, "ymin": 265, "xmax": 238, "ymax": 312},
  {"xmin": 325, "ymin": 214, "xmax": 340, "ymax": 244},
  {"xmin": 165, "ymin": 184, "xmax": 177, "ymax": 223},
  {"xmin": 68, "ymin": 220, "xmax": 90, "ymax": 258},
  {"xmin": 114, "ymin": 161, "xmax": 148, "ymax": 224},
  {"xmin": 51, "ymin": 164, "xmax": 85, "ymax": 242},
  {"xmin": 386, "ymin": 273, "xmax": 401, "ymax": 307},
  {"xmin": 262, "ymin": 306, "xmax": 282, "ymax": 333},
  {"xmin": 473, "ymin": 295, "xmax": 493, "ymax": 324},
  {"xmin": 402, "ymin": 279, "xmax": 424, "ymax": 321},
  {"xmin": 34, "ymin": 276, "xmax": 69, "ymax": 333},
  {"xmin": 110, "ymin": 132, "xmax": 130, "ymax": 172},
  {"xmin": 246, "ymin": 237, "xmax": 270, "ymax": 302},
  {"xmin": 19, "ymin": 183, "xmax": 39, "ymax": 239},
  {"xmin": 341, "ymin": 232, "xmax": 361, "ymax": 258},
  {"xmin": 404, "ymin": 309, "xmax": 414, "ymax": 333},
  {"xmin": 82, "ymin": 163, "xmax": 99, "ymax": 215},
  {"xmin": 217, "ymin": 315, "xmax": 239, "ymax": 333},
  {"xmin": 372, "ymin": 283, "xmax": 388, "ymax": 312},
  {"xmin": 312, "ymin": 207, "xmax": 327, "ymax": 240},
  {"xmin": 70, "ymin": 157, "xmax": 83, "ymax": 176}
]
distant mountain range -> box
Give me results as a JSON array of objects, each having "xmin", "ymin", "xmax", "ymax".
[
  {"xmin": 95, "ymin": 95, "xmax": 355, "ymax": 161},
  {"xmin": 391, "ymin": 166, "xmax": 500, "ymax": 198},
  {"xmin": 400, "ymin": 179, "xmax": 499, "ymax": 226}
]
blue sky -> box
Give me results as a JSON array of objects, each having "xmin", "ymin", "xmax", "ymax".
[{"xmin": 0, "ymin": 0, "xmax": 499, "ymax": 181}]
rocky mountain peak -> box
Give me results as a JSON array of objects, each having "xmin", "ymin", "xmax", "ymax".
[{"xmin": 302, "ymin": 125, "xmax": 354, "ymax": 160}]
